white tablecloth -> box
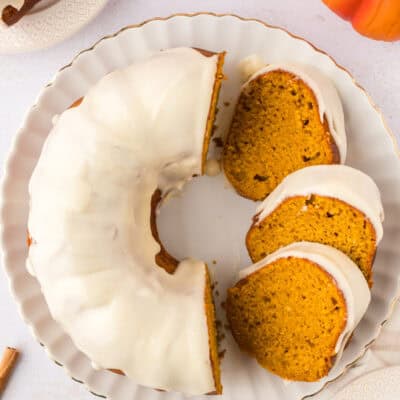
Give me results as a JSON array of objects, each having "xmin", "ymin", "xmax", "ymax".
[{"xmin": 0, "ymin": 0, "xmax": 399, "ymax": 399}]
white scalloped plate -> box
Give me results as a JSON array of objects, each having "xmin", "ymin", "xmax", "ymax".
[
  {"xmin": 332, "ymin": 366, "xmax": 400, "ymax": 400},
  {"xmin": 0, "ymin": 0, "xmax": 108, "ymax": 54},
  {"xmin": 1, "ymin": 13, "xmax": 400, "ymax": 400}
]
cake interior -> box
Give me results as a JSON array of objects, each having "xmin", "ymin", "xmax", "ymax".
[
  {"xmin": 226, "ymin": 257, "xmax": 347, "ymax": 381},
  {"xmin": 247, "ymin": 195, "xmax": 376, "ymax": 285},
  {"xmin": 223, "ymin": 70, "xmax": 339, "ymax": 201}
]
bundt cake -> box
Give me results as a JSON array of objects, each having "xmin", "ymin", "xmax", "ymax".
[
  {"xmin": 246, "ymin": 165, "xmax": 384, "ymax": 285},
  {"xmin": 226, "ymin": 241, "xmax": 371, "ymax": 382},
  {"xmin": 26, "ymin": 48, "xmax": 225, "ymax": 395},
  {"xmin": 223, "ymin": 62, "xmax": 346, "ymax": 200}
]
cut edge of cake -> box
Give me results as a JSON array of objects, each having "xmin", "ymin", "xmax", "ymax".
[{"xmin": 226, "ymin": 241, "xmax": 371, "ymax": 381}]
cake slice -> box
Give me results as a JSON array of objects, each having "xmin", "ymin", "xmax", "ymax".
[
  {"xmin": 246, "ymin": 165, "xmax": 383, "ymax": 285},
  {"xmin": 223, "ymin": 62, "xmax": 346, "ymax": 200},
  {"xmin": 226, "ymin": 242, "xmax": 371, "ymax": 382}
]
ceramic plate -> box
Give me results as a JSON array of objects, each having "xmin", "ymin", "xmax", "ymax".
[
  {"xmin": 331, "ymin": 366, "xmax": 400, "ymax": 400},
  {"xmin": 0, "ymin": 0, "xmax": 108, "ymax": 54},
  {"xmin": 1, "ymin": 13, "xmax": 400, "ymax": 400}
]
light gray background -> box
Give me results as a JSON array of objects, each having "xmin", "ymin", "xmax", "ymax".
[{"xmin": 1, "ymin": 0, "xmax": 399, "ymax": 399}]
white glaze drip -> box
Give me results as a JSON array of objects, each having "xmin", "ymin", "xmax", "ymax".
[
  {"xmin": 27, "ymin": 48, "xmax": 219, "ymax": 395},
  {"xmin": 205, "ymin": 158, "xmax": 221, "ymax": 177},
  {"xmin": 256, "ymin": 165, "xmax": 384, "ymax": 243},
  {"xmin": 240, "ymin": 58, "xmax": 347, "ymax": 162},
  {"xmin": 51, "ymin": 114, "xmax": 59, "ymax": 126},
  {"xmin": 240, "ymin": 242, "xmax": 371, "ymax": 369},
  {"xmin": 239, "ymin": 55, "xmax": 266, "ymax": 82}
]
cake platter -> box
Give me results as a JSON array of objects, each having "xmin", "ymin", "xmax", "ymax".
[
  {"xmin": 1, "ymin": 12, "xmax": 400, "ymax": 400},
  {"xmin": 331, "ymin": 366, "xmax": 400, "ymax": 400}
]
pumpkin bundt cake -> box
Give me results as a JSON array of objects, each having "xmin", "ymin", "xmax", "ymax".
[
  {"xmin": 226, "ymin": 242, "xmax": 371, "ymax": 382},
  {"xmin": 223, "ymin": 62, "xmax": 346, "ymax": 200},
  {"xmin": 26, "ymin": 48, "xmax": 225, "ymax": 395},
  {"xmin": 246, "ymin": 165, "xmax": 384, "ymax": 285}
]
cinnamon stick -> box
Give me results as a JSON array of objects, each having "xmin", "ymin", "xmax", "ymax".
[
  {"xmin": 2, "ymin": 0, "xmax": 42, "ymax": 26},
  {"xmin": 0, "ymin": 347, "xmax": 19, "ymax": 394}
]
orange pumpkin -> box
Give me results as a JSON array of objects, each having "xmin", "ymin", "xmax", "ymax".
[{"xmin": 323, "ymin": 0, "xmax": 400, "ymax": 41}]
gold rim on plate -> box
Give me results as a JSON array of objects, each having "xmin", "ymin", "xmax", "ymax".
[{"xmin": 6, "ymin": 12, "xmax": 400, "ymax": 400}]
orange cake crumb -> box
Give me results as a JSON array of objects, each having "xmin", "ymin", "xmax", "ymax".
[
  {"xmin": 223, "ymin": 70, "xmax": 339, "ymax": 200},
  {"xmin": 226, "ymin": 257, "xmax": 347, "ymax": 381},
  {"xmin": 246, "ymin": 195, "xmax": 376, "ymax": 285}
]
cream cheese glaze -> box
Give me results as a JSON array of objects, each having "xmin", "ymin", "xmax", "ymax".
[
  {"xmin": 239, "ymin": 56, "xmax": 347, "ymax": 162},
  {"xmin": 255, "ymin": 165, "xmax": 384, "ymax": 243},
  {"xmin": 239, "ymin": 241, "xmax": 371, "ymax": 367},
  {"xmin": 27, "ymin": 48, "xmax": 220, "ymax": 395}
]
